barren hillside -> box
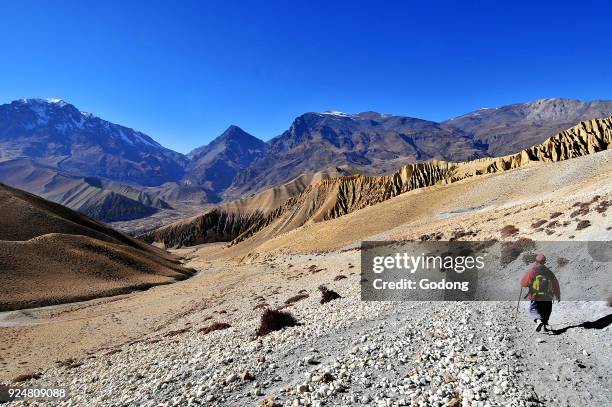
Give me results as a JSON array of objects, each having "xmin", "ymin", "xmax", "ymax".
[
  {"xmin": 0, "ymin": 183, "xmax": 194, "ymax": 311},
  {"xmin": 149, "ymin": 118, "xmax": 612, "ymax": 248}
]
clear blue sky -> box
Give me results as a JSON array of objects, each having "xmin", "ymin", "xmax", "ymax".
[{"xmin": 1, "ymin": 0, "xmax": 611, "ymax": 153}]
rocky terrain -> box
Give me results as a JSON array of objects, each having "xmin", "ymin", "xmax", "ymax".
[
  {"xmin": 3, "ymin": 253, "xmax": 609, "ymax": 407},
  {"xmin": 147, "ymin": 118, "xmax": 612, "ymax": 248}
]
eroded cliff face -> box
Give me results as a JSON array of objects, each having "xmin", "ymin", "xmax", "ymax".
[{"xmin": 147, "ymin": 118, "xmax": 612, "ymax": 248}]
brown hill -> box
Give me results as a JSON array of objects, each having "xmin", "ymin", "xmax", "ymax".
[
  {"xmin": 148, "ymin": 117, "xmax": 612, "ymax": 249},
  {"xmin": 0, "ymin": 183, "xmax": 194, "ymax": 311},
  {"xmin": 143, "ymin": 166, "xmax": 351, "ymax": 247}
]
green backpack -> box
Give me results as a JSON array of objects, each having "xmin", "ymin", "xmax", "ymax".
[{"xmin": 531, "ymin": 267, "xmax": 554, "ymax": 299}]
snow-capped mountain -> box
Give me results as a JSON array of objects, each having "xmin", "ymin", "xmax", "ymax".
[{"xmin": 0, "ymin": 98, "xmax": 186, "ymax": 186}]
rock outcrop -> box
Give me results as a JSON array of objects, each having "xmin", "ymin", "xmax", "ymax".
[{"xmin": 147, "ymin": 118, "xmax": 612, "ymax": 248}]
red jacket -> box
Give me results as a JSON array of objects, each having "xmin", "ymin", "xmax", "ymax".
[{"xmin": 520, "ymin": 264, "xmax": 560, "ymax": 300}]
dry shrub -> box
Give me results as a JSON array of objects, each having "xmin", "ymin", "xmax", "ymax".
[
  {"xmin": 571, "ymin": 204, "xmax": 590, "ymax": 218},
  {"xmin": 449, "ymin": 229, "xmax": 478, "ymax": 241},
  {"xmin": 319, "ymin": 285, "xmax": 341, "ymax": 304},
  {"xmin": 549, "ymin": 212, "xmax": 563, "ymax": 219},
  {"xmin": 546, "ymin": 220, "xmax": 559, "ymax": 229},
  {"xmin": 334, "ymin": 275, "xmax": 347, "ymax": 281},
  {"xmin": 165, "ymin": 328, "xmax": 190, "ymax": 337},
  {"xmin": 531, "ymin": 220, "xmax": 547, "ymax": 229},
  {"xmin": 557, "ymin": 257, "xmax": 569, "ymax": 268},
  {"xmin": 596, "ymin": 200, "xmax": 611, "ymax": 213},
  {"xmin": 500, "ymin": 225, "xmax": 519, "ymax": 238},
  {"xmin": 500, "ymin": 238, "xmax": 535, "ymax": 266},
  {"xmin": 198, "ymin": 322, "xmax": 231, "ymax": 335},
  {"xmin": 56, "ymin": 358, "xmax": 83, "ymax": 368},
  {"xmin": 420, "ymin": 231, "xmax": 444, "ymax": 241},
  {"xmin": 256, "ymin": 309, "xmax": 299, "ymax": 336},
  {"xmin": 284, "ymin": 293, "xmax": 309, "ymax": 304},
  {"xmin": 13, "ymin": 372, "xmax": 41, "ymax": 383},
  {"xmin": 576, "ymin": 220, "xmax": 591, "ymax": 230},
  {"xmin": 522, "ymin": 253, "xmax": 537, "ymax": 264}
]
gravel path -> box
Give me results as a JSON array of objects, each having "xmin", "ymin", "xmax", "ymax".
[{"xmin": 7, "ymin": 254, "xmax": 610, "ymax": 407}]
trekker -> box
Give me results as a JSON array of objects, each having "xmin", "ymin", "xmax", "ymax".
[{"xmin": 520, "ymin": 254, "xmax": 560, "ymax": 333}]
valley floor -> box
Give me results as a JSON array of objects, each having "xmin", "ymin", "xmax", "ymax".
[{"xmin": 1, "ymin": 251, "xmax": 610, "ymax": 407}]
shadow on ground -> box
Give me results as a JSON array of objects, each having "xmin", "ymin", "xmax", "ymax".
[{"xmin": 552, "ymin": 313, "xmax": 612, "ymax": 335}]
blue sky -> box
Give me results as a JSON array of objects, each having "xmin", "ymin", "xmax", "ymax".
[{"xmin": 1, "ymin": 0, "xmax": 611, "ymax": 153}]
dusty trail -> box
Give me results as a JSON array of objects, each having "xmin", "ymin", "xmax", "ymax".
[{"xmin": 3, "ymin": 251, "xmax": 610, "ymax": 407}]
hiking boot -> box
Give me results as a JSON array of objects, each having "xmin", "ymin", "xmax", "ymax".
[{"xmin": 535, "ymin": 319, "xmax": 544, "ymax": 332}]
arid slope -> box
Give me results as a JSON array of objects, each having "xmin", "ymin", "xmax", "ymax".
[{"xmin": 0, "ymin": 183, "xmax": 194, "ymax": 311}]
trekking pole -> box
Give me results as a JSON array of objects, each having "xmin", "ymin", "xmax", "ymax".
[{"xmin": 514, "ymin": 287, "xmax": 523, "ymax": 320}]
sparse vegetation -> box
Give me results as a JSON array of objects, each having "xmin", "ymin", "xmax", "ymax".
[
  {"xmin": 449, "ymin": 229, "xmax": 478, "ymax": 241},
  {"xmin": 557, "ymin": 257, "xmax": 569, "ymax": 268},
  {"xmin": 522, "ymin": 253, "xmax": 537, "ymax": 264},
  {"xmin": 307, "ymin": 264, "xmax": 324, "ymax": 273},
  {"xmin": 256, "ymin": 309, "xmax": 299, "ymax": 336},
  {"xmin": 576, "ymin": 220, "xmax": 591, "ymax": 230},
  {"xmin": 319, "ymin": 285, "xmax": 342, "ymax": 304},
  {"xmin": 12, "ymin": 372, "xmax": 42, "ymax": 383},
  {"xmin": 570, "ymin": 203, "xmax": 590, "ymax": 218},
  {"xmin": 531, "ymin": 219, "xmax": 547, "ymax": 228},
  {"xmin": 334, "ymin": 275, "xmax": 347, "ymax": 281},
  {"xmin": 549, "ymin": 212, "xmax": 563, "ymax": 219},
  {"xmin": 165, "ymin": 328, "xmax": 190, "ymax": 337},
  {"xmin": 56, "ymin": 358, "xmax": 84, "ymax": 369},
  {"xmin": 595, "ymin": 200, "xmax": 611, "ymax": 213},
  {"xmin": 420, "ymin": 231, "xmax": 444, "ymax": 241},
  {"xmin": 284, "ymin": 293, "xmax": 309, "ymax": 304},
  {"xmin": 500, "ymin": 238, "xmax": 535, "ymax": 266},
  {"xmin": 198, "ymin": 322, "xmax": 231, "ymax": 335},
  {"xmin": 500, "ymin": 225, "xmax": 519, "ymax": 238}
]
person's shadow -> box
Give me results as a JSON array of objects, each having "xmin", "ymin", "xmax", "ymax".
[{"xmin": 552, "ymin": 313, "xmax": 612, "ymax": 335}]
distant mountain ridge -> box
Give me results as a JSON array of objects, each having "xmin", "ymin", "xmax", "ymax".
[
  {"xmin": 443, "ymin": 98, "xmax": 612, "ymax": 155},
  {"xmin": 0, "ymin": 98, "xmax": 186, "ymax": 186},
  {"xmin": 226, "ymin": 111, "xmax": 488, "ymax": 199},
  {"xmin": 1, "ymin": 97, "xmax": 611, "ymax": 223}
]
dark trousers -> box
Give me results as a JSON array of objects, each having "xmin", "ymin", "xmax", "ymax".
[{"xmin": 529, "ymin": 301, "xmax": 552, "ymax": 324}]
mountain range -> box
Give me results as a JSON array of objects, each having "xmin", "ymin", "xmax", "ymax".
[
  {"xmin": 146, "ymin": 117, "xmax": 612, "ymax": 248},
  {"xmin": 0, "ymin": 97, "xmax": 611, "ymax": 223}
]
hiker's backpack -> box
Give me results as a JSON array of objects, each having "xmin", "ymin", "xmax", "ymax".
[{"xmin": 531, "ymin": 267, "xmax": 554, "ymax": 299}]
